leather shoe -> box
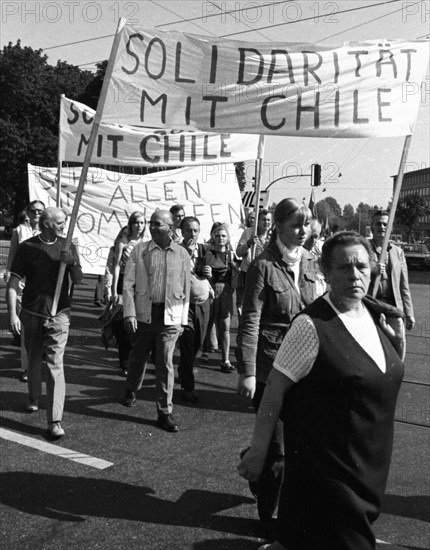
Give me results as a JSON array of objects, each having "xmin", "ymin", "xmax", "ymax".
[
  {"xmin": 122, "ymin": 389, "xmax": 136, "ymax": 407},
  {"xmin": 157, "ymin": 414, "xmax": 179, "ymax": 432}
]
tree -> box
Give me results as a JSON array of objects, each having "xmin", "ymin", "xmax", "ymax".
[
  {"xmin": 342, "ymin": 203, "xmax": 355, "ymax": 230},
  {"xmin": 79, "ymin": 60, "xmax": 108, "ymax": 109},
  {"xmin": 395, "ymin": 194, "xmax": 427, "ymax": 241},
  {"xmin": 315, "ymin": 196, "xmax": 342, "ymax": 232},
  {"xmin": 0, "ymin": 41, "xmax": 92, "ymax": 217},
  {"xmin": 324, "ymin": 196, "xmax": 342, "ymax": 218},
  {"xmin": 354, "ymin": 202, "xmax": 376, "ymax": 236}
]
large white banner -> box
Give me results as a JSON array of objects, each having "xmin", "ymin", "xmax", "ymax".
[
  {"xmin": 28, "ymin": 163, "xmax": 243, "ymax": 274},
  {"xmin": 60, "ymin": 96, "xmax": 259, "ymax": 166},
  {"xmin": 102, "ymin": 25, "xmax": 429, "ymax": 138}
]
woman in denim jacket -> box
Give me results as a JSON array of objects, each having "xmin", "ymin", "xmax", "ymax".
[{"xmin": 236, "ymin": 198, "xmax": 322, "ymax": 540}]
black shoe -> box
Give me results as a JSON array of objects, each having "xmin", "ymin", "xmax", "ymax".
[
  {"xmin": 182, "ymin": 390, "xmax": 198, "ymax": 404},
  {"xmin": 20, "ymin": 371, "xmax": 28, "ymax": 382},
  {"xmin": 157, "ymin": 414, "xmax": 179, "ymax": 432},
  {"xmin": 259, "ymin": 518, "xmax": 277, "ymax": 543},
  {"xmin": 122, "ymin": 389, "xmax": 136, "ymax": 407}
]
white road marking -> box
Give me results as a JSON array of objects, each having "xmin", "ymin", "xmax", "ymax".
[
  {"xmin": 1, "ymin": 428, "xmax": 113, "ymax": 470},
  {"xmin": 376, "ymin": 540, "xmax": 405, "ymax": 549}
]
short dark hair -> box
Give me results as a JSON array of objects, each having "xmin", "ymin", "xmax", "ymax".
[
  {"xmin": 258, "ymin": 208, "xmax": 271, "ymax": 221},
  {"xmin": 180, "ymin": 216, "xmax": 200, "ymax": 231},
  {"xmin": 320, "ymin": 231, "xmax": 374, "ymax": 274},
  {"xmin": 169, "ymin": 204, "xmax": 185, "ymax": 215},
  {"xmin": 371, "ymin": 209, "xmax": 389, "ymax": 221}
]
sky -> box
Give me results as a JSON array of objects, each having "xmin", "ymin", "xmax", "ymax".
[{"xmin": 1, "ymin": 0, "xmax": 429, "ymax": 210}]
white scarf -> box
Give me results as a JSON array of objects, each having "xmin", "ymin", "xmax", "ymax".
[{"xmin": 277, "ymin": 236, "xmax": 303, "ymax": 266}]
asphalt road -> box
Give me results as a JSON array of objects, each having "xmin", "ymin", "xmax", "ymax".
[{"xmin": 0, "ymin": 266, "xmax": 429, "ymax": 550}]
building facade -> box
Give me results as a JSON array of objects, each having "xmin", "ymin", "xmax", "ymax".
[{"xmin": 393, "ymin": 167, "xmax": 430, "ymax": 240}]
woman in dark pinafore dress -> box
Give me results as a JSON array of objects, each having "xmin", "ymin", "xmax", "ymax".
[{"xmin": 238, "ymin": 231, "xmax": 405, "ymax": 550}]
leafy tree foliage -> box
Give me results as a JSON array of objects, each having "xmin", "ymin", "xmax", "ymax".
[
  {"xmin": 79, "ymin": 60, "xmax": 108, "ymax": 109},
  {"xmin": 315, "ymin": 196, "xmax": 342, "ymax": 231},
  {"xmin": 0, "ymin": 41, "xmax": 92, "ymax": 217},
  {"xmin": 395, "ymin": 194, "xmax": 427, "ymax": 241},
  {"xmin": 342, "ymin": 203, "xmax": 354, "ymax": 222}
]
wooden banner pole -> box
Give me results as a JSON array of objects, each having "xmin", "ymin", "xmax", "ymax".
[
  {"xmin": 55, "ymin": 93, "xmax": 65, "ymax": 207},
  {"xmin": 372, "ymin": 134, "xmax": 412, "ymax": 297},
  {"xmin": 50, "ymin": 17, "xmax": 126, "ymax": 316},
  {"xmin": 251, "ymin": 135, "xmax": 266, "ymax": 260}
]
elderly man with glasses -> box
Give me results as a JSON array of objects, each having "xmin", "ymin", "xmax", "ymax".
[{"xmin": 121, "ymin": 210, "xmax": 190, "ymax": 432}]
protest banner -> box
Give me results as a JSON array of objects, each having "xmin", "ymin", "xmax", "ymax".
[
  {"xmin": 28, "ymin": 163, "xmax": 243, "ymax": 275},
  {"xmin": 60, "ymin": 96, "xmax": 259, "ymax": 166},
  {"xmin": 101, "ymin": 26, "xmax": 429, "ymax": 138},
  {"xmin": 242, "ymin": 189, "xmax": 269, "ymax": 209}
]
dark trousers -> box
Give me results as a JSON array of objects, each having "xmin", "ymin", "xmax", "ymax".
[
  {"xmin": 113, "ymin": 317, "xmax": 132, "ymax": 370},
  {"xmin": 126, "ymin": 305, "xmax": 182, "ymax": 415},
  {"xmin": 252, "ymin": 381, "xmax": 285, "ymax": 522},
  {"xmin": 178, "ymin": 299, "xmax": 210, "ymax": 391}
]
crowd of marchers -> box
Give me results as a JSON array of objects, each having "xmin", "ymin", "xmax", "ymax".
[{"xmin": 5, "ymin": 199, "xmax": 414, "ymax": 550}]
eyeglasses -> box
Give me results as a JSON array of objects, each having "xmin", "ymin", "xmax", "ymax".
[
  {"xmin": 29, "ymin": 209, "xmax": 43, "ymax": 214},
  {"xmin": 149, "ymin": 221, "xmax": 170, "ymax": 228}
]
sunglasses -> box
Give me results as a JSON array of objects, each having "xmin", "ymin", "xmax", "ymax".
[{"xmin": 29, "ymin": 209, "xmax": 43, "ymax": 214}]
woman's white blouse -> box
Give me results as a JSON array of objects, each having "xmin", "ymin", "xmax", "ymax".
[{"xmin": 273, "ymin": 295, "xmax": 387, "ymax": 382}]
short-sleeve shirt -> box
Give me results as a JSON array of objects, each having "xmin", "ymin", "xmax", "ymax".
[
  {"xmin": 273, "ymin": 295, "xmax": 386, "ymax": 381},
  {"xmin": 10, "ymin": 236, "xmax": 77, "ymax": 318}
]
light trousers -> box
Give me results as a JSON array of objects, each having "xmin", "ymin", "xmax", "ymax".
[{"xmin": 21, "ymin": 310, "xmax": 70, "ymax": 423}]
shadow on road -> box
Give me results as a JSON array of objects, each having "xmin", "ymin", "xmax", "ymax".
[
  {"xmin": 0, "ymin": 472, "xmax": 256, "ymax": 537},
  {"xmin": 383, "ymin": 493, "xmax": 430, "ymax": 524}
]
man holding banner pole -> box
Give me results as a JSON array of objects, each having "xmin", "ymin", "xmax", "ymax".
[{"xmin": 7, "ymin": 207, "xmax": 82, "ymax": 439}]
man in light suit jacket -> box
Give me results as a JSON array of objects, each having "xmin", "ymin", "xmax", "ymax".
[
  {"xmin": 122, "ymin": 210, "xmax": 190, "ymax": 432},
  {"xmin": 368, "ymin": 210, "xmax": 415, "ymax": 331}
]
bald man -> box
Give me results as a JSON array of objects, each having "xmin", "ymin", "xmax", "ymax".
[
  {"xmin": 122, "ymin": 210, "xmax": 190, "ymax": 432},
  {"xmin": 7, "ymin": 207, "xmax": 82, "ymax": 438}
]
